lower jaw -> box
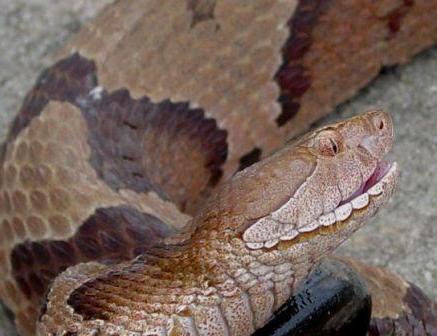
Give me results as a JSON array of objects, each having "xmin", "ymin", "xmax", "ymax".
[{"xmin": 278, "ymin": 161, "xmax": 398, "ymax": 249}]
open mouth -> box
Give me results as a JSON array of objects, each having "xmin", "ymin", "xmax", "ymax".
[
  {"xmin": 244, "ymin": 159, "xmax": 398, "ymax": 250},
  {"xmin": 315, "ymin": 160, "xmax": 397, "ymax": 230},
  {"xmin": 246, "ymin": 161, "xmax": 397, "ymax": 249},
  {"xmin": 342, "ymin": 161, "xmax": 394, "ymax": 204}
]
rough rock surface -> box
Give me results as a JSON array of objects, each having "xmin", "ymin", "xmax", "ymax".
[{"xmin": 0, "ymin": 1, "xmax": 435, "ymax": 334}]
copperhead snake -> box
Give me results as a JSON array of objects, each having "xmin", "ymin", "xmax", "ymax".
[{"xmin": 1, "ymin": 0, "xmax": 437, "ymax": 335}]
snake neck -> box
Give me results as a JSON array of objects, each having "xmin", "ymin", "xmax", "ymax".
[{"xmin": 55, "ymin": 231, "xmax": 306, "ymax": 335}]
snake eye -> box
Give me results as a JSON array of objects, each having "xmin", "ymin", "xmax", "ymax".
[{"xmin": 315, "ymin": 130, "xmax": 342, "ymax": 156}]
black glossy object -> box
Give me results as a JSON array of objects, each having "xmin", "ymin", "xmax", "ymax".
[{"xmin": 254, "ymin": 258, "xmax": 372, "ymax": 336}]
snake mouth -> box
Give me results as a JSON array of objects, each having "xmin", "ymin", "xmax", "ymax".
[
  {"xmin": 315, "ymin": 160, "xmax": 398, "ymax": 230},
  {"xmin": 244, "ymin": 159, "xmax": 398, "ymax": 250},
  {"xmin": 339, "ymin": 160, "xmax": 395, "ymax": 207},
  {"xmin": 285, "ymin": 159, "xmax": 398, "ymax": 241},
  {"xmin": 364, "ymin": 161, "xmax": 394, "ymax": 191},
  {"xmin": 269, "ymin": 160, "xmax": 399, "ymax": 251}
]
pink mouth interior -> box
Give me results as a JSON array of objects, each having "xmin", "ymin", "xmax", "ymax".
[{"xmin": 340, "ymin": 161, "xmax": 392, "ymax": 205}]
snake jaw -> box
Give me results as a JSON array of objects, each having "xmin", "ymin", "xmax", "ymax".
[
  {"xmin": 244, "ymin": 160, "xmax": 398, "ymax": 251},
  {"xmin": 241, "ymin": 110, "xmax": 397, "ymax": 251}
]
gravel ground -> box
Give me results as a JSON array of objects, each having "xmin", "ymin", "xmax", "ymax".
[{"xmin": 0, "ymin": 1, "xmax": 436, "ymax": 334}]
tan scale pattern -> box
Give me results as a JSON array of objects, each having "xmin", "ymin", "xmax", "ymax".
[
  {"xmin": 1, "ymin": 0, "xmax": 437, "ymax": 334},
  {"xmin": 59, "ymin": 0, "xmax": 299, "ymax": 176},
  {"xmin": 338, "ymin": 257, "xmax": 437, "ymax": 335},
  {"xmin": 283, "ymin": 0, "xmax": 437, "ymax": 137},
  {"xmin": 0, "ymin": 102, "xmax": 189, "ymax": 335},
  {"xmin": 56, "ymin": 0, "xmax": 437, "ymax": 176}
]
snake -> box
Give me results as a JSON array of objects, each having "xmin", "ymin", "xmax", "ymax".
[{"xmin": 1, "ymin": 0, "xmax": 437, "ymax": 335}]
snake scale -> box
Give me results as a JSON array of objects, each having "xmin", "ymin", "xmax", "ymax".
[{"xmin": 1, "ymin": 0, "xmax": 437, "ymax": 335}]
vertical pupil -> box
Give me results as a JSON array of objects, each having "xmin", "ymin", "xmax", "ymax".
[{"xmin": 330, "ymin": 139, "xmax": 338, "ymax": 154}]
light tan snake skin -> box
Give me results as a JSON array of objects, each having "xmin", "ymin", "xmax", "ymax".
[{"xmin": 0, "ymin": 1, "xmax": 437, "ymax": 335}]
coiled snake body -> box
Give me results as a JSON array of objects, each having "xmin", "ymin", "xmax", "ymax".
[{"xmin": 0, "ymin": 1, "xmax": 437, "ymax": 335}]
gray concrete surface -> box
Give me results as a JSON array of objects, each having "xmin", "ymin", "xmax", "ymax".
[
  {"xmin": 330, "ymin": 47, "xmax": 437, "ymax": 301},
  {"xmin": 0, "ymin": 1, "xmax": 436, "ymax": 334}
]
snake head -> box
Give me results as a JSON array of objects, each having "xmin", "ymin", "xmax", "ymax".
[{"xmin": 214, "ymin": 110, "xmax": 397, "ymax": 257}]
